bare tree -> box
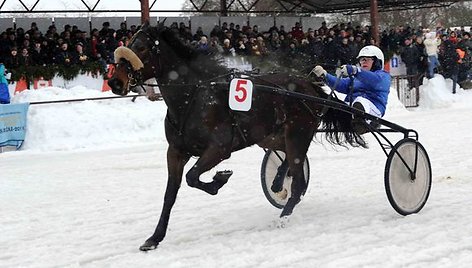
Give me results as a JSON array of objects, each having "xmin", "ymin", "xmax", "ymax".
[
  {"xmin": 184, "ymin": 0, "xmax": 472, "ymax": 29},
  {"xmin": 314, "ymin": 1, "xmax": 472, "ymax": 30},
  {"xmin": 183, "ymin": 0, "xmax": 303, "ymax": 15}
]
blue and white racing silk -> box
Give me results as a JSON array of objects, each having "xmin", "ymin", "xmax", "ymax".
[{"xmin": 325, "ymin": 69, "xmax": 391, "ymax": 116}]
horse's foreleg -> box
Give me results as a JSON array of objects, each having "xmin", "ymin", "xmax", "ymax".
[
  {"xmin": 272, "ymin": 159, "xmax": 289, "ymax": 193},
  {"xmin": 280, "ymin": 169, "xmax": 306, "ymax": 217},
  {"xmin": 140, "ymin": 145, "xmax": 189, "ymax": 251},
  {"xmin": 280, "ymin": 127, "xmax": 313, "ymax": 218},
  {"xmin": 186, "ymin": 146, "xmax": 232, "ymax": 195}
]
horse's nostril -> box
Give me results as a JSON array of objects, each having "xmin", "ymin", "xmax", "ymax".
[{"xmin": 108, "ymin": 78, "xmax": 125, "ymax": 95}]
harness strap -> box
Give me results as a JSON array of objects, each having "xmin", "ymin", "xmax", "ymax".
[
  {"xmin": 165, "ymin": 113, "xmax": 181, "ymax": 135},
  {"xmin": 348, "ymin": 76, "xmax": 355, "ymax": 107},
  {"xmin": 227, "ymin": 110, "xmax": 249, "ymax": 146},
  {"xmin": 178, "ymin": 84, "xmax": 201, "ymax": 136},
  {"xmin": 163, "ymin": 83, "xmax": 203, "ymax": 138}
]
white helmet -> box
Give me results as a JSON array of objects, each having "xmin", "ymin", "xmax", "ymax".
[{"xmin": 357, "ymin": 45, "xmax": 385, "ymax": 70}]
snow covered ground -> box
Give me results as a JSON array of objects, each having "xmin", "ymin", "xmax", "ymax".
[{"xmin": 1, "ymin": 75, "xmax": 472, "ymax": 268}]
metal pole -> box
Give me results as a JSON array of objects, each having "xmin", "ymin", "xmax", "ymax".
[
  {"xmin": 370, "ymin": 0, "xmax": 380, "ymax": 46},
  {"xmin": 220, "ymin": 0, "xmax": 227, "ymax": 16},
  {"xmin": 141, "ymin": 0, "xmax": 150, "ymax": 24},
  {"xmin": 88, "ymin": 16, "xmax": 92, "ymax": 35},
  {"xmin": 28, "ymin": 94, "xmax": 155, "ymax": 105}
]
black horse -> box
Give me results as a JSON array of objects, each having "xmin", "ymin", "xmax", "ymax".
[{"xmin": 108, "ymin": 22, "xmax": 365, "ymax": 251}]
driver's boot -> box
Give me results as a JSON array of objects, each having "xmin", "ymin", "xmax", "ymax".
[{"xmin": 352, "ymin": 102, "xmax": 370, "ymax": 135}]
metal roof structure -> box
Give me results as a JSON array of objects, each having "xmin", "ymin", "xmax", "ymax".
[
  {"xmin": 0, "ymin": 0, "xmax": 465, "ymax": 14},
  {"xmin": 277, "ymin": 0, "xmax": 464, "ymax": 14}
]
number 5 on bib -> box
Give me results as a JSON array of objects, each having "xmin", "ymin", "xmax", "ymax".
[{"xmin": 229, "ymin": 78, "xmax": 253, "ymax": 111}]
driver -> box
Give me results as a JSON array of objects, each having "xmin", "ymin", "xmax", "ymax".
[{"xmin": 312, "ymin": 45, "xmax": 391, "ymax": 133}]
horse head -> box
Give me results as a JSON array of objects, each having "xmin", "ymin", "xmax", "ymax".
[{"xmin": 108, "ymin": 22, "xmax": 164, "ymax": 96}]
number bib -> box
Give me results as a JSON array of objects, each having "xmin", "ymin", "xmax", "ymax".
[{"xmin": 229, "ymin": 78, "xmax": 253, "ymax": 111}]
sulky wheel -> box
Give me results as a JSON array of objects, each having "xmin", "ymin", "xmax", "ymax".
[
  {"xmin": 385, "ymin": 138, "xmax": 432, "ymax": 216},
  {"xmin": 260, "ymin": 150, "xmax": 310, "ymax": 209}
]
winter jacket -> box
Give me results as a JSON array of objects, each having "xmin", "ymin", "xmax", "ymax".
[
  {"xmin": 424, "ymin": 38, "xmax": 441, "ymax": 56},
  {"xmin": 31, "ymin": 49, "xmax": 48, "ymax": 65},
  {"xmin": 55, "ymin": 50, "xmax": 73, "ymax": 66},
  {"xmin": 0, "ymin": 64, "xmax": 7, "ymax": 85},
  {"xmin": 307, "ymin": 40, "xmax": 325, "ymax": 64},
  {"xmin": 325, "ymin": 69, "xmax": 391, "ymax": 116},
  {"xmin": 400, "ymin": 44, "xmax": 421, "ymax": 66},
  {"xmin": 290, "ymin": 26, "xmax": 304, "ymax": 41},
  {"xmin": 4, "ymin": 55, "xmax": 20, "ymax": 69},
  {"xmin": 323, "ymin": 39, "xmax": 338, "ymax": 70},
  {"xmin": 457, "ymin": 39, "xmax": 472, "ymax": 65},
  {"xmin": 457, "ymin": 39, "xmax": 472, "ymax": 53},
  {"xmin": 338, "ymin": 43, "xmax": 355, "ymax": 65},
  {"xmin": 440, "ymin": 40, "xmax": 459, "ymax": 77},
  {"xmin": 0, "ymin": 64, "xmax": 9, "ymax": 104}
]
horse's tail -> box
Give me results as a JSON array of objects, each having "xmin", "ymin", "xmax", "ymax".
[{"xmin": 320, "ymin": 102, "xmax": 367, "ymax": 148}]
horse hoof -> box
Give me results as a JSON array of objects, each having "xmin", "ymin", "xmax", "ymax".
[
  {"xmin": 212, "ymin": 170, "xmax": 233, "ymax": 190},
  {"xmin": 214, "ymin": 170, "xmax": 233, "ymax": 183},
  {"xmin": 204, "ymin": 170, "xmax": 233, "ymax": 196},
  {"xmin": 275, "ymin": 188, "xmax": 288, "ymax": 200},
  {"xmin": 139, "ymin": 240, "xmax": 158, "ymax": 251},
  {"xmin": 207, "ymin": 189, "xmax": 219, "ymax": 195},
  {"xmin": 271, "ymin": 183, "xmax": 283, "ymax": 193}
]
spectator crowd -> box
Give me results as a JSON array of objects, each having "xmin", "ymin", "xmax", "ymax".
[
  {"xmin": 0, "ymin": 21, "xmax": 134, "ymax": 72},
  {"xmin": 1, "ymin": 19, "xmax": 471, "ymax": 92}
]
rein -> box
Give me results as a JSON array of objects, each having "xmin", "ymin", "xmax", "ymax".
[
  {"xmin": 141, "ymin": 70, "xmax": 240, "ymax": 88},
  {"xmin": 316, "ymin": 72, "xmax": 343, "ymax": 117}
]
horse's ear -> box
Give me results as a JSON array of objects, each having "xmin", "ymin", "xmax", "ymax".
[
  {"xmin": 141, "ymin": 21, "xmax": 150, "ymax": 30},
  {"xmin": 157, "ymin": 18, "xmax": 167, "ymax": 30}
]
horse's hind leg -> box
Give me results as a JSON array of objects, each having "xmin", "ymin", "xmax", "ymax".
[
  {"xmin": 186, "ymin": 145, "xmax": 232, "ymax": 195},
  {"xmin": 140, "ymin": 145, "xmax": 189, "ymax": 251},
  {"xmin": 280, "ymin": 127, "xmax": 314, "ymax": 218}
]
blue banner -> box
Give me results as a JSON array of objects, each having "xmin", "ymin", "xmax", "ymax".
[{"xmin": 0, "ymin": 103, "xmax": 29, "ymax": 149}]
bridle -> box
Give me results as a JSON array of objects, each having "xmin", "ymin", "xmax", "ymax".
[{"xmin": 120, "ymin": 29, "xmax": 162, "ymax": 92}]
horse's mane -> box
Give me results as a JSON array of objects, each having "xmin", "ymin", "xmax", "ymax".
[
  {"xmin": 149, "ymin": 26, "xmax": 230, "ymax": 78},
  {"xmin": 152, "ymin": 26, "xmax": 195, "ymax": 59},
  {"xmin": 146, "ymin": 25, "xmax": 322, "ymax": 82}
]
